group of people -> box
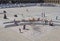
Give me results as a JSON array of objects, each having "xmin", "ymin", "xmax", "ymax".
[
  {"xmin": 18, "ymin": 18, "xmax": 54, "ymax": 33},
  {"xmin": 13, "ymin": 16, "xmax": 54, "ymax": 26},
  {"xmin": 28, "ymin": 17, "xmax": 54, "ymax": 26},
  {"xmin": 14, "ymin": 19, "xmax": 27, "ymax": 33},
  {"xmin": 3, "ymin": 10, "xmax": 54, "ymax": 33}
]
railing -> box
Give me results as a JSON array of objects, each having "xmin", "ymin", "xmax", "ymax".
[{"xmin": 0, "ymin": 3, "xmax": 60, "ymax": 8}]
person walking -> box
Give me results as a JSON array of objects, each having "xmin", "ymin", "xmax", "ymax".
[
  {"xmin": 23, "ymin": 25, "xmax": 26, "ymax": 30},
  {"xmin": 14, "ymin": 19, "xmax": 18, "ymax": 26}
]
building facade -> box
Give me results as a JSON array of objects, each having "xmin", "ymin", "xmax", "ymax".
[{"xmin": 44, "ymin": 0, "xmax": 60, "ymax": 4}]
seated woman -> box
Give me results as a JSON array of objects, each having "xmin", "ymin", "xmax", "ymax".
[
  {"xmin": 49, "ymin": 22, "xmax": 53, "ymax": 26},
  {"xmin": 49, "ymin": 20, "xmax": 54, "ymax": 26}
]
